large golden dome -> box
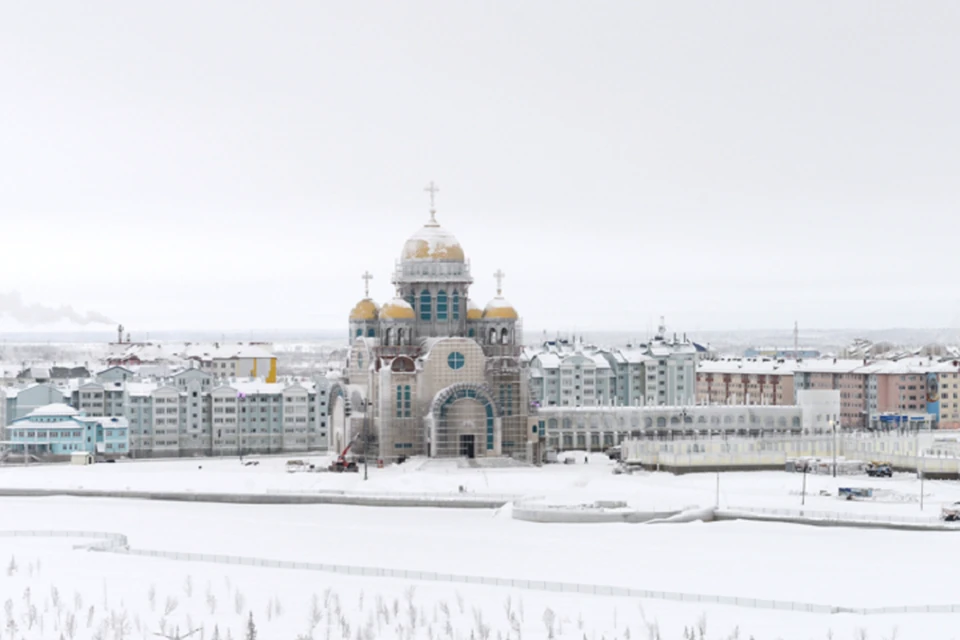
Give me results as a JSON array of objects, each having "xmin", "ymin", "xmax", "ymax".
[
  {"xmin": 401, "ymin": 218, "xmax": 465, "ymax": 262},
  {"xmin": 466, "ymin": 299, "xmax": 483, "ymax": 320},
  {"xmin": 380, "ymin": 297, "xmax": 416, "ymax": 320},
  {"xmin": 349, "ymin": 298, "xmax": 379, "ymax": 321},
  {"xmin": 483, "ymin": 297, "xmax": 519, "ymax": 320}
]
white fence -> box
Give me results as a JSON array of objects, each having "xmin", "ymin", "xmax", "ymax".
[
  {"xmin": 3, "ymin": 529, "xmax": 960, "ymax": 616},
  {"xmin": 624, "ymin": 432, "xmax": 960, "ymax": 474},
  {"xmin": 264, "ymin": 488, "xmax": 523, "ymax": 503}
]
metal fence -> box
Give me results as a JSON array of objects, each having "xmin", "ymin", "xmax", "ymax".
[
  {"xmin": 4, "ymin": 529, "xmax": 960, "ymax": 616},
  {"xmin": 723, "ymin": 505, "xmax": 955, "ymax": 527}
]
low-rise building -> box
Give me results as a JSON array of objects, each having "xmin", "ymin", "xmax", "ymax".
[
  {"xmin": 534, "ymin": 395, "xmax": 839, "ymax": 452},
  {"xmin": 4, "ymin": 404, "xmax": 129, "ymax": 458}
]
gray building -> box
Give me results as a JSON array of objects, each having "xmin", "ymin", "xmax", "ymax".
[
  {"xmin": 527, "ymin": 327, "xmax": 698, "ymax": 409},
  {"xmin": 1, "ymin": 368, "xmax": 340, "ymax": 458}
]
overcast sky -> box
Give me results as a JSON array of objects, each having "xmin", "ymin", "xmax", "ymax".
[{"xmin": 1, "ymin": 2, "xmax": 959, "ymax": 335}]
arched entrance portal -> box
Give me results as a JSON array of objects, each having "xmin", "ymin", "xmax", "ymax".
[
  {"xmin": 328, "ymin": 383, "xmax": 347, "ymax": 454},
  {"xmin": 428, "ymin": 383, "xmax": 500, "ymax": 458}
]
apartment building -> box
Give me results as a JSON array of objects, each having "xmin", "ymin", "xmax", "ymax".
[
  {"xmin": 1, "ymin": 367, "xmax": 342, "ymax": 458},
  {"xmin": 696, "ymin": 359, "xmax": 798, "ymax": 406},
  {"xmin": 527, "ymin": 332, "xmax": 698, "ymax": 409}
]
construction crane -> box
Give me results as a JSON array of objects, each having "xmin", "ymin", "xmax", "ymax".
[{"xmin": 328, "ymin": 434, "xmax": 360, "ymax": 473}]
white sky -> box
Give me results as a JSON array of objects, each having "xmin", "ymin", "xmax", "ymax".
[{"xmin": 1, "ymin": 2, "xmax": 959, "ymax": 334}]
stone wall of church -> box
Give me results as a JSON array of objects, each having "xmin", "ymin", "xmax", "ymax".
[
  {"xmin": 376, "ymin": 365, "xmax": 423, "ymax": 460},
  {"xmin": 416, "ymin": 338, "xmax": 487, "ymax": 411}
]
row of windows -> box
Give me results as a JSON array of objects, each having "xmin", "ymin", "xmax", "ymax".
[
  {"xmin": 547, "ymin": 414, "xmax": 802, "ymax": 429},
  {"xmin": 12, "ymin": 430, "xmax": 83, "ymax": 438},
  {"xmin": 418, "ymin": 290, "xmax": 461, "ymax": 322}
]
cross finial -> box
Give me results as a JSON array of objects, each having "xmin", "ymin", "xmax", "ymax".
[
  {"xmin": 361, "ymin": 271, "xmax": 373, "ymax": 298},
  {"xmin": 424, "ymin": 180, "xmax": 439, "ymax": 224},
  {"xmin": 494, "ymin": 269, "xmax": 505, "ymax": 296}
]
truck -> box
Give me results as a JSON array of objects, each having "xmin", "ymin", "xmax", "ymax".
[{"xmin": 865, "ymin": 462, "xmax": 893, "ymax": 478}]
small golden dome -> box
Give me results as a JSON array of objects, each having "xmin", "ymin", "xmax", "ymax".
[
  {"xmin": 483, "ymin": 297, "xmax": 519, "ymax": 320},
  {"xmin": 380, "ymin": 297, "xmax": 416, "ymax": 320},
  {"xmin": 401, "ymin": 220, "xmax": 465, "ymax": 262},
  {"xmin": 349, "ymin": 298, "xmax": 379, "ymax": 321},
  {"xmin": 466, "ymin": 299, "xmax": 483, "ymax": 321}
]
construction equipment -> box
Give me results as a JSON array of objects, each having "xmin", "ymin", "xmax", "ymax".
[
  {"xmin": 865, "ymin": 462, "xmax": 893, "ymax": 478},
  {"xmin": 941, "ymin": 502, "xmax": 960, "ymax": 522},
  {"xmin": 328, "ymin": 435, "xmax": 360, "ymax": 473}
]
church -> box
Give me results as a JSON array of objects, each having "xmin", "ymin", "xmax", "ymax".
[{"xmin": 337, "ymin": 184, "xmax": 531, "ymax": 462}]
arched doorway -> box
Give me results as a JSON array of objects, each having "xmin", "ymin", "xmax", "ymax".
[{"xmin": 428, "ymin": 383, "xmax": 500, "ymax": 458}]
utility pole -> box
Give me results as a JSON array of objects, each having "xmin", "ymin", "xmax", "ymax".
[
  {"xmin": 801, "ymin": 461, "xmax": 808, "ymax": 506},
  {"xmin": 794, "ymin": 320, "xmax": 799, "ymax": 360},
  {"xmin": 363, "ymin": 400, "xmax": 369, "ymax": 481},
  {"xmin": 920, "ymin": 467, "xmax": 925, "ymax": 511},
  {"xmin": 917, "ymin": 426, "xmax": 924, "ymax": 511},
  {"xmin": 832, "ymin": 419, "xmax": 837, "ymax": 478},
  {"xmin": 715, "ymin": 471, "xmax": 720, "ymax": 508}
]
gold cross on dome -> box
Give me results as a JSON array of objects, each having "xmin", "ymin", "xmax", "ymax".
[
  {"xmin": 361, "ymin": 271, "xmax": 373, "ymax": 298},
  {"xmin": 424, "ymin": 180, "xmax": 439, "ymax": 223},
  {"xmin": 494, "ymin": 269, "xmax": 505, "ymax": 296}
]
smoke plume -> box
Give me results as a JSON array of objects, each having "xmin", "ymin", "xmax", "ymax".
[{"xmin": 0, "ymin": 291, "xmax": 114, "ymax": 326}]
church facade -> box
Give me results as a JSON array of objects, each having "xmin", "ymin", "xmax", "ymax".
[{"xmin": 337, "ymin": 190, "xmax": 531, "ymax": 462}]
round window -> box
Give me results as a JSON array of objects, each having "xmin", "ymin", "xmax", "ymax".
[{"xmin": 448, "ymin": 352, "xmax": 465, "ymax": 370}]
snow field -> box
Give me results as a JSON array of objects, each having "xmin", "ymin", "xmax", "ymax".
[
  {"xmin": 0, "ymin": 538, "xmax": 945, "ymax": 640},
  {"xmin": 0, "ymin": 454, "xmax": 956, "ymax": 522},
  {"xmin": 2, "ymin": 456, "xmax": 960, "ymax": 637}
]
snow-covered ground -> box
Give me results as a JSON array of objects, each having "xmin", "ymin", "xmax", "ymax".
[
  {"xmin": 0, "ymin": 453, "xmax": 955, "ymax": 521},
  {"xmin": 4, "ymin": 536, "xmax": 935, "ymax": 640},
  {"xmin": 2, "ymin": 455, "xmax": 960, "ymax": 637}
]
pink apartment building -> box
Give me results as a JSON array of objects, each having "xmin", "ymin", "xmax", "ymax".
[
  {"xmin": 700, "ymin": 357, "xmax": 960, "ymax": 429},
  {"xmin": 696, "ymin": 359, "xmax": 797, "ymax": 406}
]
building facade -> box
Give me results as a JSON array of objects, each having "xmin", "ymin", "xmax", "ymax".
[
  {"xmin": 339, "ymin": 194, "xmax": 531, "ymax": 461},
  {"xmin": 696, "ymin": 359, "xmax": 798, "ymax": 406},
  {"xmin": 527, "ymin": 328, "xmax": 698, "ymax": 409},
  {"xmin": 538, "ymin": 389, "xmax": 840, "ymax": 453},
  {"xmin": 4, "ymin": 404, "xmax": 129, "ymax": 458},
  {"xmin": 0, "ymin": 368, "xmax": 339, "ymax": 459}
]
